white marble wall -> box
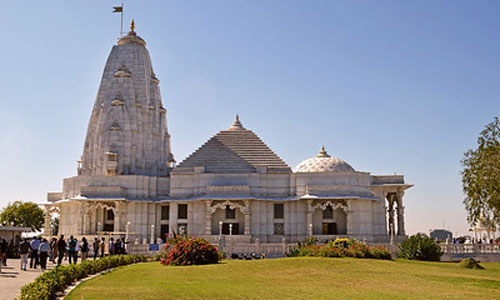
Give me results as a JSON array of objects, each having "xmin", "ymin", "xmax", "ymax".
[{"xmin": 52, "ymin": 168, "xmax": 408, "ymax": 243}]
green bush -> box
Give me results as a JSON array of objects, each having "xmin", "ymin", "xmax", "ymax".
[
  {"xmin": 458, "ymin": 257, "xmax": 484, "ymax": 270},
  {"xmin": 18, "ymin": 255, "xmax": 148, "ymax": 300},
  {"xmin": 287, "ymin": 237, "xmax": 318, "ymax": 257},
  {"xmin": 397, "ymin": 234, "xmax": 443, "ymax": 261},
  {"xmin": 287, "ymin": 238, "xmax": 391, "ymax": 260}
]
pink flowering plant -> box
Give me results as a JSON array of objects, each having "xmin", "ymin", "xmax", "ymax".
[{"xmin": 160, "ymin": 234, "xmax": 220, "ymax": 266}]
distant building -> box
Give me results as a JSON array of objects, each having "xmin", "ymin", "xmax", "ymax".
[
  {"xmin": 0, "ymin": 226, "xmax": 31, "ymax": 243},
  {"xmin": 430, "ymin": 229, "xmax": 452, "ymax": 241}
]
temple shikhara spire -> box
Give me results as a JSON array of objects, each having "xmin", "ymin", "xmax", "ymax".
[
  {"xmin": 44, "ymin": 22, "xmax": 412, "ymax": 249},
  {"xmin": 79, "ymin": 22, "xmax": 174, "ymax": 177}
]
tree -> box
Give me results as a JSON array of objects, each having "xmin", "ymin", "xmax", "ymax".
[
  {"xmin": 461, "ymin": 117, "xmax": 500, "ymax": 230},
  {"xmin": 0, "ymin": 201, "xmax": 45, "ymax": 231}
]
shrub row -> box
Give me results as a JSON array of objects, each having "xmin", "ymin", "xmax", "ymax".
[
  {"xmin": 287, "ymin": 238, "xmax": 392, "ymax": 260},
  {"xmin": 159, "ymin": 234, "xmax": 220, "ymax": 266},
  {"xmin": 18, "ymin": 255, "xmax": 149, "ymax": 300}
]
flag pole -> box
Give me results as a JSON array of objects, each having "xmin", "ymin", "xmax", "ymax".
[{"xmin": 120, "ymin": 3, "xmax": 124, "ymax": 38}]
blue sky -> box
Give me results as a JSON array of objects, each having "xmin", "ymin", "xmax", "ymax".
[{"xmin": 1, "ymin": 1, "xmax": 499, "ymax": 236}]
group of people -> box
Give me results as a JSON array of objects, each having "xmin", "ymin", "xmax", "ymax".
[
  {"xmin": 92, "ymin": 237, "xmax": 129, "ymax": 259},
  {"xmin": 450, "ymin": 237, "xmax": 500, "ymax": 245},
  {"xmin": 10, "ymin": 235, "xmax": 129, "ymax": 273},
  {"xmin": 18, "ymin": 237, "xmax": 52, "ymax": 271}
]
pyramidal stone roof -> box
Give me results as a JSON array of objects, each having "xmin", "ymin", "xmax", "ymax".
[{"xmin": 174, "ymin": 116, "xmax": 291, "ymax": 173}]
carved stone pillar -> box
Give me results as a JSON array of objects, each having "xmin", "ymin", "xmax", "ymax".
[
  {"xmin": 44, "ymin": 206, "xmax": 51, "ymax": 237},
  {"xmin": 396, "ymin": 190, "xmax": 406, "ymax": 236},
  {"xmin": 306, "ymin": 200, "xmax": 313, "ymax": 236},
  {"xmin": 205, "ymin": 200, "xmax": 212, "ymax": 235},
  {"xmin": 78, "ymin": 202, "xmax": 84, "ymax": 235},
  {"xmin": 345, "ymin": 200, "xmax": 353, "ymax": 234},
  {"xmin": 92, "ymin": 205, "xmax": 98, "ymax": 234},
  {"xmin": 244, "ymin": 213, "xmax": 251, "ymax": 235},
  {"xmin": 243, "ymin": 200, "xmax": 251, "ymax": 235},
  {"xmin": 387, "ymin": 193, "xmax": 395, "ymax": 236},
  {"xmin": 83, "ymin": 212, "xmax": 90, "ymax": 235},
  {"xmin": 114, "ymin": 201, "xmax": 121, "ymax": 233}
]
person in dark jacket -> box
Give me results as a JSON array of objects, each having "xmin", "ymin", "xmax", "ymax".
[
  {"xmin": 93, "ymin": 237, "xmax": 100, "ymax": 260},
  {"xmin": 0, "ymin": 239, "xmax": 5, "ymax": 273},
  {"xmin": 68, "ymin": 236, "xmax": 77, "ymax": 264},
  {"xmin": 81, "ymin": 237, "xmax": 89, "ymax": 261},
  {"xmin": 0, "ymin": 238, "xmax": 8, "ymax": 267},
  {"xmin": 100, "ymin": 237, "xmax": 105, "ymax": 258},
  {"xmin": 114, "ymin": 238, "xmax": 121, "ymax": 255},
  {"xmin": 19, "ymin": 239, "xmax": 30, "ymax": 271},
  {"xmin": 57, "ymin": 235, "xmax": 67, "ymax": 266}
]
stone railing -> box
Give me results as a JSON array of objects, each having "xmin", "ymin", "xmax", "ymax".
[
  {"xmin": 127, "ymin": 240, "xmax": 500, "ymax": 262},
  {"xmin": 440, "ymin": 243, "xmax": 500, "ymax": 254},
  {"xmin": 371, "ymin": 243, "xmax": 500, "ymax": 254},
  {"xmin": 127, "ymin": 239, "xmax": 296, "ymax": 257}
]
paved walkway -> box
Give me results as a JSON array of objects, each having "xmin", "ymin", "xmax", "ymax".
[{"xmin": 0, "ymin": 258, "xmax": 66, "ymax": 300}]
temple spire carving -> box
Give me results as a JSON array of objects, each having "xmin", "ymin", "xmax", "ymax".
[{"xmin": 79, "ymin": 27, "xmax": 173, "ymax": 176}]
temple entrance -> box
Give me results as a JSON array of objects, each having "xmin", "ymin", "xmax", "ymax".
[
  {"xmin": 322, "ymin": 222, "xmax": 337, "ymax": 235},
  {"xmin": 222, "ymin": 223, "xmax": 240, "ymax": 235},
  {"xmin": 311, "ymin": 200, "xmax": 347, "ymax": 235},
  {"xmin": 160, "ymin": 224, "xmax": 169, "ymax": 242},
  {"xmin": 103, "ymin": 209, "xmax": 114, "ymax": 232},
  {"xmin": 209, "ymin": 201, "xmax": 248, "ymax": 235}
]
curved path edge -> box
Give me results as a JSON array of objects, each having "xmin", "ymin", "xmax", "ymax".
[{"xmin": 59, "ymin": 262, "xmax": 149, "ymax": 300}]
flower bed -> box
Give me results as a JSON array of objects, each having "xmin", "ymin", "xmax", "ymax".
[
  {"xmin": 159, "ymin": 235, "xmax": 220, "ymax": 266},
  {"xmin": 18, "ymin": 255, "xmax": 149, "ymax": 300},
  {"xmin": 287, "ymin": 238, "xmax": 391, "ymax": 260}
]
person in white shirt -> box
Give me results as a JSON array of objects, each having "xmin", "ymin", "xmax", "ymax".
[
  {"xmin": 29, "ymin": 237, "xmax": 41, "ymax": 269},
  {"xmin": 38, "ymin": 239, "xmax": 51, "ymax": 271}
]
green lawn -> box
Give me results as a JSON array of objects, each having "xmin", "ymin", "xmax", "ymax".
[{"xmin": 67, "ymin": 257, "xmax": 500, "ymax": 300}]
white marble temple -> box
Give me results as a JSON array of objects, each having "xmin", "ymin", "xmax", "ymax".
[{"xmin": 44, "ymin": 25, "xmax": 412, "ymax": 244}]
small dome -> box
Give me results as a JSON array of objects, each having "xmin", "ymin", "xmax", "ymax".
[
  {"xmin": 293, "ymin": 146, "xmax": 355, "ymax": 173},
  {"xmin": 118, "ymin": 20, "xmax": 146, "ymax": 46}
]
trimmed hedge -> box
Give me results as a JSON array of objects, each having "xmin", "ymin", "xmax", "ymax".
[
  {"xmin": 18, "ymin": 255, "xmax": 148, "ymax": 300},
  {"xmin": 287, "ymin": 238, "xmax": 392, "ymax": 260}
]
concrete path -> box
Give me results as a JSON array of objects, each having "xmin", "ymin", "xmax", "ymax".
[{"xmin": 0, "ymin": 258, "xmax": 67, "ymax": 300}]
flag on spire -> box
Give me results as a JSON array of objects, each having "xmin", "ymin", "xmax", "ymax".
[{"xmin": 113, "ymin": 4, "xmax": 124, "ymax": 39}]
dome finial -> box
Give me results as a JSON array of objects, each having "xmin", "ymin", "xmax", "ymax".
[
  {"xmin": 229, "ymin": 114, "xmax": 245, "ymax": 130},
  {"xmin": 118, "ymin": 18, "xmax": 146, "ymax": 46},
  {"xmin": 317, "ymin": 145, "xmax": 330, "ymax": 158},
  {"xmin": 130, "ymin": 19, "xmax": 136, "ymax": 31}
]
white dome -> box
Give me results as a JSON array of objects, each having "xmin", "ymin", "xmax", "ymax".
[{"xmin": 293, "ymin": 146, "xmax": 355, "ymax": 173}]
